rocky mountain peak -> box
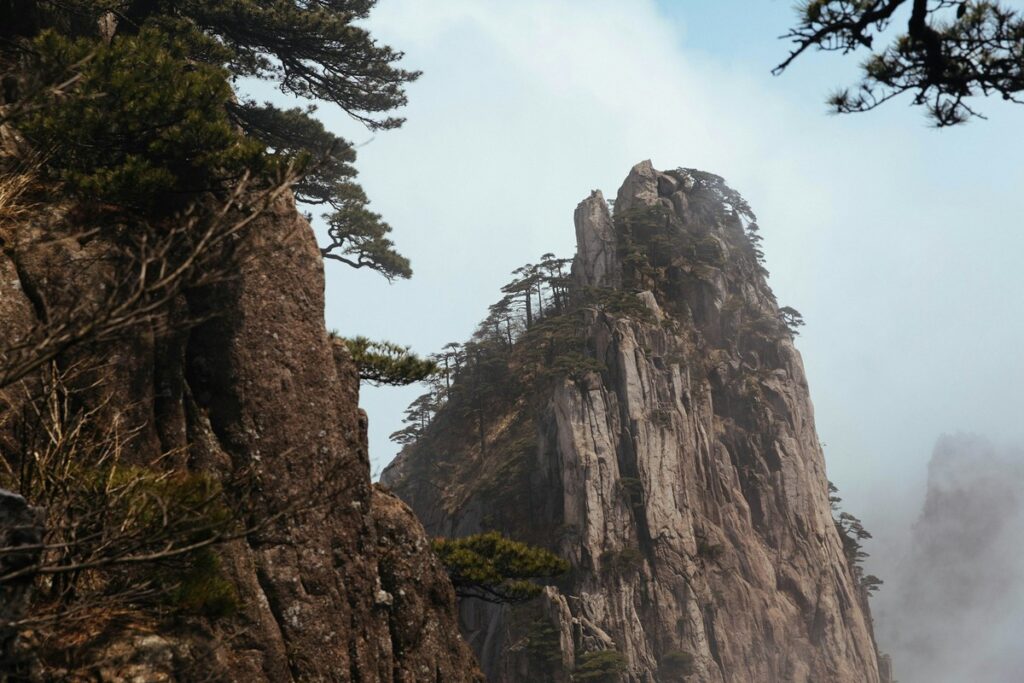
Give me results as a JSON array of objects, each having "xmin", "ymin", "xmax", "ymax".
[
  {"xmin": 384, "ymin": 162, "xmax": 887, "ymax": 682},
  {"xmin": 614, "ymin": 159, "xmax": 661, "ymax": 214}
]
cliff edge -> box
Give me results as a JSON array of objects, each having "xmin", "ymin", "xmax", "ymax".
[
  {"xmin": 384, "ymin": 162, "xmax": 884, "ymax": 683},
  {"xmin": 0, "ymin": 189, "xmax": 481, "ymax": 681}
]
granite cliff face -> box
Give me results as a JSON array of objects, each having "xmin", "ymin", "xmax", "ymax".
[
  {"xmin": 384, "ymin": 162, "xmax": 884, "ymax": 682},
  {"xmin": 0, "ymin": 192, "xmax": 480, "ymax": 681}
]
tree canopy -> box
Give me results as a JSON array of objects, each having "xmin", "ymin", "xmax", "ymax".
[
  {"xmin": 1, "ymin": 0, "xmax": 416, "ymax": 277},
  {"xmin": 573, "ymin": 650, "xmax": 629, "ymax": 683},
  {"xmin": 431, "ymin": 532, "xmax": 569, "ymax": 604},
  {"xmin": 776, "ymin": 0, "xmax": 1024, "ymax": 126},
  {"xmin": 342, "ymin": 336, "xmax": 437, "ymax": 387},
  {"xmin": 15, "ymin": 27, "xmax": 266, "ymax": 211}
]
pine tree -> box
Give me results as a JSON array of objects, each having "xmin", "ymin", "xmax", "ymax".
[
  {"xmin": 342, "ymin": 336, "xmax": 436, "ymax": 387},
  {"xmin": 431, "ymin": 531, "xmax": 569, "ymax": 604},
  {"xmin": 1, "ymin": 0, "xmax": 417, "ymax": 277},
  {"xmin": 775, "ymin": 1, "xmax": 1024, "ymax": 126}
]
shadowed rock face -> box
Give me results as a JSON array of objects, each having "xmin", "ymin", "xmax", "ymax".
[
  {"xmin": 384, "ymin": 162, "xmax": 883, "ymax": 683},
  {"xmin": 0, "ymin": 489, "xmax": 43, "ymax": 659},
  {"xmin": 0, "ymin": 195, "xmax": 481, "ymax": 681}
]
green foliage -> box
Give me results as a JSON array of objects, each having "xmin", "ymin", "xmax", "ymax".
[
  {"xmin": 778, "ymin": 306, "xmax": 805, "ymax": 335},
  {"xmin": 614, "ymin": 170, "xmax": 764, "ymax": 302},
  {"xmin": 78, "ymin": 465, "xmax": 233, "ymax": 546},
  {"xmin": 342, "ymin": 335, "xmax": 437, "ymax": 387},
  {"xmin": 389, "ymin": 392, "xmax": 443, "ymax": 446},
  {"xmin": 323, "ymin": 200, "xmax": 411, "ymax": 280},
  {"xmin": 829, "ymin": 481, "xmax": 883, "ymax": 598},
  {"xmin": 861, "ymin": 574, "xmax": 884, "ymax": 594},
  {"xmin": 776, "ymin": 0, "xmax": 1024, "ymax": 126},
  {"xmin": 17, "ymin": 28, "xmax": 264, "ymax": 211},
  {"xmin": 659, "ymin": 650, "xmax": 696, "ymax": 679},
  {"xmin": 169, "ymin": 548, "xmax": 239, "ymax": 619},
  {"xmin": 578, "ymin": 287, "xmax": 656, "ymax": 323},
  {"xmin": 231, "ymin": 103, "xmax": 411, "ymax": 279},
  {"xmin": 828, "ymin": 480, "xmax": 842, "ymax": 511},
  {"xmin": 525, "ymin": 617, "xmax": 564, "ymax": 672},
  {"xmin": 0, "ymin": 369, "xmax": 242, "ymax": 627},
  {"xmin": 573, "ymin": 650, "xmax": 628, "ymax": 682},
  {"xmin": 431, "ymin": 531, "xmax": 569, "ymax": 604},
  {"xmin": 390, "ymin": 251, "xmax": 609, "ymax": 456},
  {"xmin": 518, "ymin": 310, "xmax": 603, "ymax": 386},
  {"xmin": 2, "ymin": 0, "xmax": 417, "ymax": 276},
  {"xmin": 615, "ymin": 204, "xmax": 674, "ymax": 290}
]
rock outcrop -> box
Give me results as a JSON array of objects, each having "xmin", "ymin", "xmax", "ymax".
[
  {"xmin": 573, "ymin": 191, "xmax": 620, "ymax": 289},
  {"xmin": 0, "ymin": 194, "xmax": 481, "ymax": 681},
  {"xmin": 384, "ymin": 162, "xmax": 884, "ymax": 682}
]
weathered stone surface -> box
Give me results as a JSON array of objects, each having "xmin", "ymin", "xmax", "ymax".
[
  {"xmin": 614, "ymin": 159, "xmax": 660, "ymax": 215},
  {"xmin": 371, "ymin": 487, "xmax": 485, "ymax": 682},
  {"xmin": 572, "ymin": 190, "xmax": 620, "ymax": 289},
  {"xmin": 385, "ymin": 163, "xmax": 883, "ymax": 682},
  {"xmin": 0, "ymin": 195, "xmax": 480, "ymax": 681}
]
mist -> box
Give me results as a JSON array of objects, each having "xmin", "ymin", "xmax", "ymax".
[{"xmin": 872, "ymin": 434, "xmax": 1024, "ymax": 682}]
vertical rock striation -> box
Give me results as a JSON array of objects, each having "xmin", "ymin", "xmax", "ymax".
[
  {"xmin": 384, "ymin": 162, "xmax": 883, "ymax": 682},
  {"xmin": 573, "ymin": 190, "xmax": 620, "ymax": 290},
  {"xmin": 0, "ymin": 195, "xmax": 481, "ymax": 681}
]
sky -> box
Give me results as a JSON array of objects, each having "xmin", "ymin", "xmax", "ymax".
[{"xmin": 299, "ymin": 2, "xmax": 1024, "ymax": 675}]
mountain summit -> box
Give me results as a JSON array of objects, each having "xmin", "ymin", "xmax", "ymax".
[{"xmin": 383, "ymin": 161, "xmax": 888, "ymax": 683}]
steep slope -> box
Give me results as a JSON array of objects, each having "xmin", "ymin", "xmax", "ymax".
[
  {"xmin": 383, "ymin": 162, "xmax": 884, "ymax": 682},
  {"xmin": 0, "ymin": 192, "xmax": 481, "ymax": 681}
]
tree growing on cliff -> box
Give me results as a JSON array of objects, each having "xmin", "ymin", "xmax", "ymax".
[
  {"xmin": 431, "ymin": 532, "xmax": 569, "ymax": 604},
  {"xmin": 0, "ymin": 156, "xmax": 326, "ymax": 673},
  {"xmin": 1, "ymin": 0, "xmax": 417, "ymax": 278},
  {"xmin": 828, "ymin": 481, "xmax": 884, "ymax": 599},
  {"xmin": 573, "ymin": 650, "xmax": 629, "ymax": 682},
  {"xmin": 779, "ymin": 306, "xmax": 806, "ymax": 335},
  {"xmin": 12, "ymin": 28, "xmax": 266, "ymax": 212},
  {"xmin": 775, "ymin": 0, "xmax": 1024, "ymax": 126},
  {"xmin": 341, "ymin": 335, "xmax": 437, "ymax": 387},
  {"xmin": 390, "ymin": 393, "xmax": 443, "ymax": 446}
]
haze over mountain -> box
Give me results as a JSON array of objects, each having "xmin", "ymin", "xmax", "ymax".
[{"xmin": 873, "ymin": 434, "xmax": 1024, "ymax": 683}]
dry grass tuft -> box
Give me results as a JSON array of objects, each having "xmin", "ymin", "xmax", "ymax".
[{"xmin": 0, "ymin": 161, "xmax": 39, "ymax": 229}]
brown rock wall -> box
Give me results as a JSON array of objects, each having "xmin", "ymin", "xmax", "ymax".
[{"xmin": 0, "ymin": 195, "xmax": 481, "ymax": 681}]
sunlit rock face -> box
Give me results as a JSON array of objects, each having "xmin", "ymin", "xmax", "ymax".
[
  {"xmin": 383, "ymin": 162, "xmax": 884, "ymax": 682},
  {"xmin": 877, "ymin": 434, "xmax": 1024, "ymax": 683},
  {"xmin": 572, "ymin": 190, "xmax": 620, "ymax": 290}
]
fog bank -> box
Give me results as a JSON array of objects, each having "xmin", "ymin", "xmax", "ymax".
[{"xmin": 874, "ymin": 434, "xmax": 1024, "ymax": 683}]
